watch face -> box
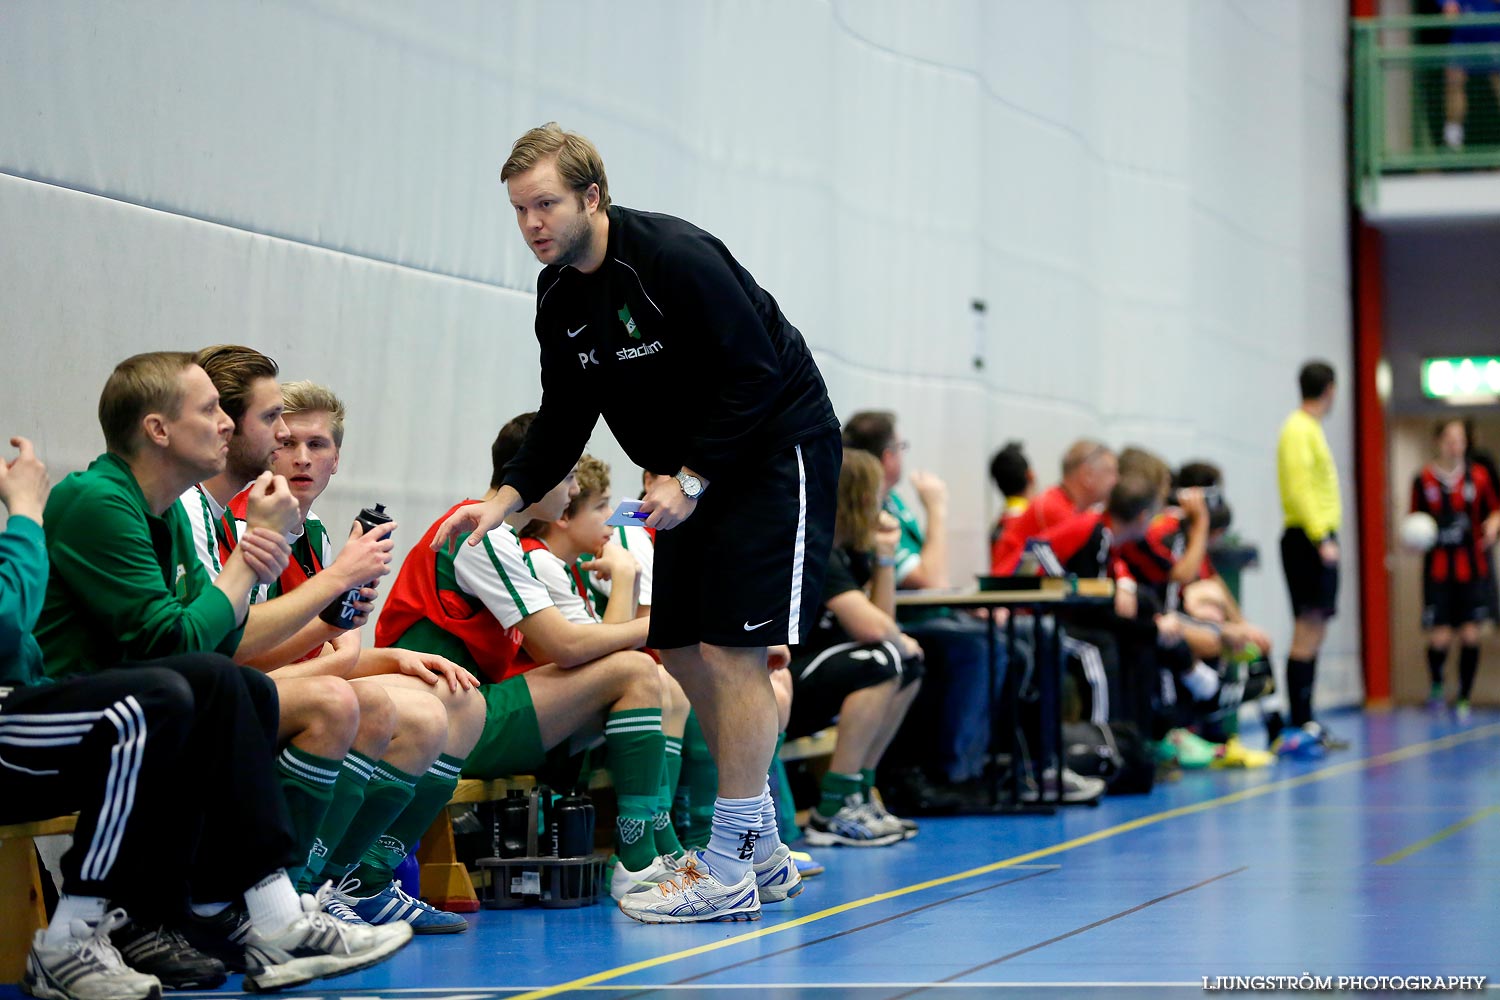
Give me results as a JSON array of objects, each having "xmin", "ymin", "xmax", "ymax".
[{"xmin": 679, "ymin": 474, "xmax": 701, "ymax": 497}]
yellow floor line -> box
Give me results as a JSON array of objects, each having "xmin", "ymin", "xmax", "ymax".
[
  {"xmin": 1374, "ymin": 804, "xmax": 1500, "ymax": 865},
  {"xmin": 510, "ymin": 722, "xmax": 1500, "ymax": 1000}
]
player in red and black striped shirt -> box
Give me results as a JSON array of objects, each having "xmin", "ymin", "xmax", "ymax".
[{"xmin": 1411, "ymin": 419, "xmax": 1500, "ymax": 717}]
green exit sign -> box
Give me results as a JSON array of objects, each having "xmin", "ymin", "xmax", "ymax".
[{"xmin": 1422, "ymin": 356, "xmax": 1500, "ymax": 399}]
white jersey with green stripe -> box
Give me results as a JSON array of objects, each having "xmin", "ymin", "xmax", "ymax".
[
  {"xmin": 178, "ymin": 484, "xmax": 228, "ymax": 581},
  {"xmin": 452, "ymin": 522, "xmax": 554, "ymax": 628},
  {"xmin": 581, "ymin": 524, "xmax": 655, "ymax": 614},
  {"xmin": 522, "ymin": 542, "xmax": 600, "ymax": 626}
]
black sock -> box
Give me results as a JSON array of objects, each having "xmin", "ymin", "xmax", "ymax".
[
  {"xmin": 1286, "ymin": 657, "xmax": 1315, "ymax": 728},
  {"xmin": 1458, "ymin": 645, "xmax": 1481, "ymax": 702},
  {"xmin": 1427, "ymin": 646, "xmax": 1449, "ymax": 691}
]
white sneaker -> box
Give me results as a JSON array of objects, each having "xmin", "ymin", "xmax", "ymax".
[
  {"xmin": 610, "ymin": 854, "xmax": 682, "ymax": 900},
  {"xmin": 241, "ymin": 885, "xmax": 412, "ymax": 993},
  {"xmin": 618, "ymin": 855, "xmax": 760, "ymax": 923},
  {"xmin": 804, "ymin": 803, "xmax": 904, "ymax": 847},
  {"xmin": 750, "ymin": 844, "xmax": 804, "ymax": 903},
  {"xmin": 865, "ymin": 793, "xmax": 918, "ymax": 841},
  {"xmin": 319, "ymin": 879, "xmax": 369, "ymax": 925},
  {"xmin": 22, "ymin": 910, "xmax": 162, "ymax": 1000},
  {"xmin": 1022, "ymin": 766, "xmax": 1105, "ymax": 805}
]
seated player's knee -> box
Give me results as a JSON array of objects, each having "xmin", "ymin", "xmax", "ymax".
[
  {"xmin": 303, "ymin": 674, "xmax": 361, "ymax": 746},
  {"xmin": 398, "ymin": 690, "xmax": 450, "ymax": 760},
  {"xmin": 351, "ymin": 682, "xmax": 397, "ymax": 757},
  {"xmin": 611, "ymin": 649, "xmax": 662, "ymax": 703}
]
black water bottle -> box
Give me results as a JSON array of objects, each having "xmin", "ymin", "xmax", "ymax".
[
  {"xmin": 495, "ymin": 790, "xmax": 530, "ymax": 859},
  {"xmin": 555, "ymin": 792, "xmax": 595, "ymax": 858},
  {"xmin": 320, "ymin": 503, "xmax": 393, "ymax": 629}
]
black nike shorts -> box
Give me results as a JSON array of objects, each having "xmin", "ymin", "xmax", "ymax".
[{"xmin": 649, "ymin": 429, "xmax": 839, "ymax": 650}]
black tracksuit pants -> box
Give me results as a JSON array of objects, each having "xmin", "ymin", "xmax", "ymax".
[{"xmin": 0, "ymin": 653, "xmax": 298, "ymax": 922}]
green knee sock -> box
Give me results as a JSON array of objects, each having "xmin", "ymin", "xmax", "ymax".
[
  {"xmin": 772, "ymin": 735, "xmax": 800, "ymax": 844},
  {"xmin": 861, "ymin": 767, "xmax": 877, "ymax": 799},
  {"xmin": 817, "ymin": 771, "xmax": 865, "ymax": 818},
  {"xmin": 654, "ymin": 735, "xmax": 686, "ymax": 858},
  {"xmin": 675, "ymin": 710, "xmax": 717, "ymax": 850},
  {"xmin": 347, "ymin": 754, "xmax": 464, "ymax": 895},
  {"xmin": 322, "ymin": 761, "xmax": 418, "ymax": 887},
  {"xmin": 605, "ymin": 709, "xmax": 664, "ymax": 871},
  {"xmin": 299, "ymin": 750, "xmax": 376, "ymax": 891},
  {"xmin": 275, "ymin": 745, "xmax": 343, "ymax": 884}
]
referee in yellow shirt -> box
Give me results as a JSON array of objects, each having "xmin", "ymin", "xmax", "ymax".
[{"xmin": 1275, "ymin": 360, "xmax": 1348, "ymax": 752}]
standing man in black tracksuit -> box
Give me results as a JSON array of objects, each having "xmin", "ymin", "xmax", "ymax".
[{"xmin": 433, "ymin": 123, "xmax": 840, "ymax": 923}]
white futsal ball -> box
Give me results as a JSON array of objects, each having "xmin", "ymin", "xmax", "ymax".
[{"xmin": 1399, "ymin": 511, "xmax": 1438, "ymax": 553}]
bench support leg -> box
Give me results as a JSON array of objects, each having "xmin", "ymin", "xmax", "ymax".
[
  {"xmin": 416, "ymin": 811, "xmax": 478, "ymax": 913},
  {"xmin": 0, "ymin": 837, "xmax": 45, "ymax": 983}
]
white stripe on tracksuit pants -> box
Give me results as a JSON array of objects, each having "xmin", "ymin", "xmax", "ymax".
[{"xmin": 0, "ymin": 695, "xmax": 147, "ymax": 882}]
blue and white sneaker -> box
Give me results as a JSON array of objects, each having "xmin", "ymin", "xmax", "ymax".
[
  {"xmin": 804, "ymin": 803, "xmax": 903, "ymax": 847},
  {"xmin": 751, "ymin": 844, "xmax": 804, "ymax": 902},
  {"xmin": 618, "ymin": 855, "xmax": 760, "ymax": 924},
  {"xmin": 344, "ymin": 879, "xmax": 468, "ymax": 935},
  {"xmin": 315, "ymin": 881, "xmax": 368, "ymax": 925},
  {"xmin": 788, "ymin": 849, "xmax": 825, "ymax": 878}
]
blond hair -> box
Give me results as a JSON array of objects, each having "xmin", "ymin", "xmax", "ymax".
[
  {"xmin": 1118, "ymin": 446, "xmax": 1171, "ymax": 503},
  {"xmin": 501, "ymin": 122, "xmax": 611, "ymax": 211},
  {"xmin": 195, "ymin": 345, "xmax": 279, "ymax": 429},
  {"xmin": 98, "ymin": 351, "xmax": 197, "ymax": 455},
  {"xmin": 280, "ymin": 380, "xmax": 347, "ymax": 448},
  {"xmin": 835, "ymin": 449, "xmax": 883, "ymax": 551}
]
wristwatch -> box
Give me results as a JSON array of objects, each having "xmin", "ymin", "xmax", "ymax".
[{"xmin": 675, "ymin": 471, "xmax": 705, "ymax": 499}]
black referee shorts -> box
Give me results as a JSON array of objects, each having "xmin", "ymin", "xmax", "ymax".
[
  {"xmin": 649, "ymin": 429, "xmax": 840, "ymax": 650},
  {"xmin": 1422, "ymin": 576, "xmax": 1492, "ymax": 629},
  {"xmin": 1281, "ymin": 527, "xmax": 1338, "ymax": 620}
]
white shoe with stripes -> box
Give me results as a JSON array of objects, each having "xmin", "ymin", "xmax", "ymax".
[
  {"xmin": 240, "ymin": 885, "xmax": 412, "ymax": 993},
  {"xmin": 618, "ymin": 855, "xmax": 760, "ymax": 924},
  {"xmin": 22, "ymin": 911, "xmax": 162, "ymax": 1000}
]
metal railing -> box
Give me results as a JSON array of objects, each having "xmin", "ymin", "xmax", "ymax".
[{"xmin": 1352, "ymin": 12, "xmax": 1500, "ymax": 207}]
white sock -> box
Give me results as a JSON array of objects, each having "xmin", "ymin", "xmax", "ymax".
[
  {"xmin": 1183, "ymin": 661, "xmax": 1222, "ymax": 701},
  {"xmin": 243, "ymin": 870, "xmax": 304, "ymax": 935},
  {"xmin": 189, "ymin": 901, "xmax": 231, "ymax": 918},
  {"xmin": 754, "ymin": 776, "xmax": 782, "ymax": 864},
  {"xmin": 43, "ymin": 895, "xmax": 105, "ymax": 947}
]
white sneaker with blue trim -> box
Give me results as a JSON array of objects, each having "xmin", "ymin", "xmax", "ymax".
[{"xmin": 617, "ymin": 855, "xmax": 760, "ymax": 924}]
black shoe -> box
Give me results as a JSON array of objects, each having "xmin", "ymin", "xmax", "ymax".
[
  {"xmin": 109, "ymin": 920, "xmax": 227, "ymax": 990},
  {"xmin": 179, "ymin": 903, "xmax": 252, "ymax": 975}
]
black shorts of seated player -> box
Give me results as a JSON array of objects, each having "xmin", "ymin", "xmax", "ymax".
[
  {"xmin": 785, "ymin": 639, "xmax": 925, "ymax": 740},
  {"xmin": 649, "ymin": 429, "xmax": 840, "ymax": 650},
  {"xmin": 1281, "ymin": 527, "xmax": 1339, "ymax": 619}
]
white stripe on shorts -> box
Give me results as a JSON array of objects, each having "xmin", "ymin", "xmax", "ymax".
[{"xmin": 787, "ymin": 444, "xmax": 808, "ymax": 644}]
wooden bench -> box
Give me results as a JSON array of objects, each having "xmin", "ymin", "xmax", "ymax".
[{"xmin": 1, "ymin": 815, "xmax": 78, "ymax": 982}]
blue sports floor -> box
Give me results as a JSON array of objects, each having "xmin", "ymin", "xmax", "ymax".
[{"xmin": 6, "ymin": 707, "xmax": 1497, "ymax": 999}]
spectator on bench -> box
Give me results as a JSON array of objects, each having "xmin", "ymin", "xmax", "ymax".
[
  {"xmin": 841, "ymin": 411, "xmax": 983, "ymax": 803},
  {"xmin": 988, "ymin": 441, "xmax": 1034, "ymax": 568},
  {"xmin": 222, "ymin": 380, "xmax": 487, "ymax": 931},
  {"xmin": 375, "ymin": 413, "xmax": 691, "ymax": 902},
  {"xmin": 787, "ymin": 448, "xmax": 923, "ymax": 846},
  {"xmin": 28, "ymin": 356, "xmax": 412, "ymax": 991},
  {"xmin": 993, "ymin": 439, "xmax": 1118, "ymax": 575}
]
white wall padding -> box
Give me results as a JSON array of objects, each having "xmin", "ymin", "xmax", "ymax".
[{"xmin": 0, "ymin": 0, "xmax": 1359, "ymax": 706}]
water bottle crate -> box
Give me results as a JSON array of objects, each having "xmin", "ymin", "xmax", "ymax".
[{"xmin": 475, "ymin": 855, "xmax": 605, "ymax": 909}]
